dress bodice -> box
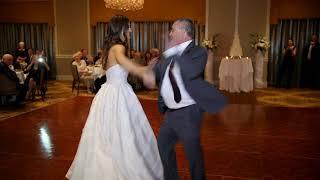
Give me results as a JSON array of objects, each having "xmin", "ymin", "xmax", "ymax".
[{"xmin": 106, "ymin": 64, "xmax": 128, "ymax": 84}]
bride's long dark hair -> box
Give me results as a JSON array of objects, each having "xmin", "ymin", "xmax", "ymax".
[{"xmin": 102, "ymin": 15, "xmax": 129, "ymax": 70}]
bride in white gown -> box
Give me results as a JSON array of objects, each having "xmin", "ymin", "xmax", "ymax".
[{"xmin": 66, "ymin": 15, "xmax": 163, "ymax": 180}]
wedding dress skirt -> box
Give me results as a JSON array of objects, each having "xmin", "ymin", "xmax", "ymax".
[{"xmin": 66, "ymin": 64, "xmax": 163, "ymax": 180}]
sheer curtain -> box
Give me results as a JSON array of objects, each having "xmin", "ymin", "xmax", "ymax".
[
  {"xmin": 268, "ymin": 19, "xmax": 320, "ymax": 87},
  {"xmin": 0, "ymin": 23, "xmax": 56, "ymax": 78},
  {"xmin": 93, "ymin": 21, "xmax": 205, "ymax": 53}
]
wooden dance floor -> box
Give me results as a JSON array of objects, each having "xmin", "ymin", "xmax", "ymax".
[{"xmin": 0, "ymin": 96, "xmax": 320, "ymax": 179}]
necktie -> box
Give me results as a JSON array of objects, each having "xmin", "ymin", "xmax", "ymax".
[{"xmin": 169, "ymin": 57, "xmax": 181, "ymax": 103}]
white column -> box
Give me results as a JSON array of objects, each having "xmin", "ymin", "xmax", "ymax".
[
  {"xmin": 205, "ymin": 0, "xmax": 209, "ymax": 39},
  {"xmin": 54, "ymin": 0, "xmax": 90, "ymax": 80},
  {"xmin": 87, "ymin": 0, "xmax": 92, "ymax": 54},
  {"xmin": 234, "ymin": 0, "xmax": 239, "ymax": 35},
  {"xmin": 53, "ymin": 0, "xmax": 58, "ymax": 55},
  {"xmin": 229, "ymin": 0, "xmax": 243, "ymax": 57},
  {"xmin": 262, "ymin": 0, "xmax": 271, "ymax": 88},
  {"xmin": 265, "ymin": 0, "xmax": 270, "ymax": 58}
]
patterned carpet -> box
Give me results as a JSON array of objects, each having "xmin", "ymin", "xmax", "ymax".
[
  {"xmin": 137, "ymin": 87, "xmax": 320, "ymax": 108},
  {"xmin": 0, "ymin": 81, "xmax": 94, "ymax": 121},
  {"xmin": 255, "ymin": 88, "xmax": 320, "ymax": 108},
  {"xmin": 1, "ymin": 80, "xmax": 320, "ymax": 121}
]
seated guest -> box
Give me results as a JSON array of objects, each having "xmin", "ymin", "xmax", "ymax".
[
  {"xmin": 150, "ymin": 48, "xmax": 160, "ymax": 59},
  {"xmin": 94, "ymin": 74, "xmax": 106, "ymax": 93},
  {"xmin": 14, "ymin": 42, "xmax": 28, "ymax": 70},
  {"xmin": 133, "ymin": 51, "xmax": 146, "ymax": 65},
  {"xmin": 147, "ymin": 48, "xmax": 161, "ymax": 67},
  {"xmin": 128, "ymin": 51, "xmax": 144, "ymax": 91},
  {"xmin": 0, "ymin": 54, "xmax": 25, "ymax": 103},
  {"xmin": 144, "ymin": 50, "xmax": 152, "ymax": 65},
  {"xmin": 84, "ymin": 55, "xmax": 94, "ymax": 79},
  {"xmin": 95, "ymin": 58, "xmax": 102, "ymax": 65},
  {"xmin": 24, "ymin": 55, "xmax": 50, "ymax": 100},
  {"xmin": 0, "ymin": 54, "xmax": 19, "ymax": 87},
  {"xmin": 94, "ymin": 48, "xmax": 103, "ymax": 64},
  {"xmin": 94, "ymin": 50, "xmax": 104, "ymax": 65},
  {"xmin": 26, "ymin": 48, "xmax": 34, "ymax": 65},
  {"xmin": 83, "ymin": 56, "xmax": 95, "ymax": 93},
  {"xmin": 92, "ymin": 55, "xmax": 106, "ymax": 93},
  {"xmin": 81, "ymin": 49, "xmax": 89, "ymax": 64},
  {"xmin": 86, "ymin": 55, "xmax": 95, "ymax": 67},
  {"xmin": 39, "ymin": 49, "xmax": 48, "ymax": 62},
  {"xmin": 72, "ymin": 52, "xmax": 95, "ymax": 93},
  {"xmin": 130, "ymin": 49, "xmax": 136, "ymax": 59},
  {"xmin": 35, "ymin": 49, "xmax": 42, "ymax": 56},
  {"xmin": 72, "ymin": 51, "xmax": 87, "ymax": 76}
]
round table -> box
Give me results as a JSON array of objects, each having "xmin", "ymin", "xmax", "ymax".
[{"xmin": 218, "ymin": 57, "xmax": 253, "ymax": 93}]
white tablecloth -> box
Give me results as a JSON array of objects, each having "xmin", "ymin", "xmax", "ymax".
[
  {"xmin": 15, "ymin": 71, "xmax": 26, "ymax": 84},
  {"xmin": 219, "ymin": 57, "xmax": 253, "ymax": 93},
  {"xmin": 92, "ymin": 66, "xmax": 105, "ymax": 80}
]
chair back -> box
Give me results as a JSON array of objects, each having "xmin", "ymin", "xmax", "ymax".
[
  {"xmin": 0, "ymin": 73, "xmax": 18, "ymax": 95},
  {"xmin": 71, "ymin": 65, "xmax": 80, "ymax": 81}
]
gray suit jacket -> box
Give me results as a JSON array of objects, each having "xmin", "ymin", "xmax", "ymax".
[{"xmin": 153, "ymin": 41, "xmax": 227, "ymax": 114}]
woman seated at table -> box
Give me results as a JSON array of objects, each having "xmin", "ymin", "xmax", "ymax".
[
  {"xmin": 72, "ymin": 51, "xmax": 87, "ymax": 76},
  {"xmin": 72, "ymin": 53, "xmax": 95, "ymax": 93},
  {"xmin": 24, "ymin": 55, "xmax": 50, "ymax": 100}
]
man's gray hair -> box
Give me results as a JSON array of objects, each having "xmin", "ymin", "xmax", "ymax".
[
  {"xmin": 2, "ymin": 54, "xmax": 13, "ymax": 60},
  {"xmin": 176, "ymin": 18, "xmax": 195, "ymax": 39}
]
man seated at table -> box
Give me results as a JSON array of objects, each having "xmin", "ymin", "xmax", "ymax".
[
  {"xmin": 0, "ymin": 54, "xmax": 25, "ymax": 104},
  {"xmin": 14, "ymin": 42, "xmax": 29, "ymax": 70},
  {"xmin": 85, "ymin": 55, "xmax": 97, "ymax": 93}
]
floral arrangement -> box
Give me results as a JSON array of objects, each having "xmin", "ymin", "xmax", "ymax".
[
  {"xmin": 202, "ymin": 34, "xmax": 220, "ymax": 50},
  {"xmin": 249, "ymin": 33, "xmax": 270, "ymax": 53}
]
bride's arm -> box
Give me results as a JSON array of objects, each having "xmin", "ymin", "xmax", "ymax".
[
  {"xmin": 113, "ymin": 45, "xmax": 156, "ymax": 88},
  {"xmin": 113, "ymin": 45, "xmax": 144, "ymax": 76}
]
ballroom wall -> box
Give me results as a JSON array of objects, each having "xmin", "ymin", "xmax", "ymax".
[
  {"xmin": 0, "ymin": 0, "xmax": 54, "ymax": 25},
  {"xmin": 54, "ymin": 0, "xmax": 90, "ymax": 80}
]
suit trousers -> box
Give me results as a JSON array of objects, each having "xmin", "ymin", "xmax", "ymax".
[{"xmin": 157, "ymin": 104, "xmax": 205, "ymax": 180}]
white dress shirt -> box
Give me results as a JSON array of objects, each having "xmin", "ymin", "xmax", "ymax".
[
  {"xmin": 160, "ymin": 40, "xmax": 196, "ymax": 109},
  {"xmin": 307, "ymin": 45, "xmax": 312, "ymax": 60}
]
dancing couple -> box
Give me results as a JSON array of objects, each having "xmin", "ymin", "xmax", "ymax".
[{"xmin": 66, "ymin": 15, "xmax": 227, "ymax": 180}]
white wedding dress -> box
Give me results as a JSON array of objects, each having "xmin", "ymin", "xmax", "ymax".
[{"xmin": 66, "ymin": 64, "xmax": 164, "ymax": 180}]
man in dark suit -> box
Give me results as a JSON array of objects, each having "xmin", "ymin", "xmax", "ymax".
[
  {"xmin": 301, "ymin": 34, "xmax": 320, "ymax": 88},
  {"xmin": 0, "ymin": 54, "xmax": 25, "ymax": 103},
  {"xmin": 81, "ymin": 48, "xmax": 89, "ymax": 65},
  {"xmin": 152, "ymin": 18, "xmax": 227, "ymax": 180},
  {"xmin": 0, "ymin": 54, "xmax": 19, "ymax": 86}
]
